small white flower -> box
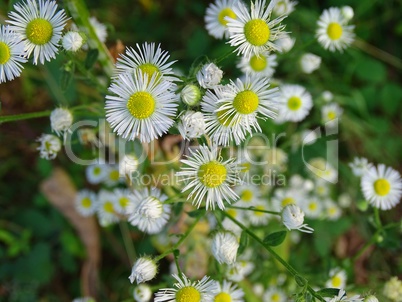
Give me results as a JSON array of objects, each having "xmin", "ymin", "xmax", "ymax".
[
  {"xmin": 249, "ymin": 201, "xmax": 271, "ymax": 226},
  {"xmin": 322, "ymin": 90, "xmax": 334, "ymax": 102},
  {"xmin": 300, "ymin": 197, "xmax": 323, "ymax": 219},
  {"xmin": 361, "ymin": 164, "xmax": 402, "ymax": 210},
  {"xmin": 226, "ymin": 260, "xmax": 254, "ymax": 282},
  {"xmin": 263, "ymin": 147, "xmax": 288, "ymax": 173},
  {"xmin": 300, "ymin": 53, "xmax": 321, "ymax": 74},
  {"xmin": 273, "ymin": 0, "xmax": 298, "ymax": 16},
  {"xmin": 86, "ymin": 163, "xmax": 108, "ymax": 184},
  {"xmin": 196, "ymin": 62, "xmax": 223, "ymax": 89},
  {"xmin": 154, "ymin": 273, "xmax": 218, "ymax": 302},
  {"xmin": 62, "ymin": 31, "xmax": 84, "ymax": 52},
  {"xmin": 213, "ymin": 280, "xmax": 245, "ymax": 302},
  {"xmin": 325, "ymin": 289, "xmax": 363, "ymax": 302},
  {"xmin": 178, "ymin": 111, "xmax": 206, "ymax": 140},
  {"xmin": 133, "ymin": 284, "xmax": 152, "ymax": 302},
  {"xmin": 277, "ymin": 84, "xmax": 313, "ymax": 122},
  {"xmin": 119, "ymin": 154, "xmax": 139, "ymax": 178},
  {"xmin": 326, "ymin": 269, "xmax": 347, "ymax": 289},
  {"xmin": 383, "ymin": 277, "xmax": 402, "ymax": 302},
  {"xmin": 129, "ymin": 257, "xmax": 158, "ymax": 284},
  {"xmin": 322, "ymin": 103, "xmax": 343, "ymax": 124},
  {"xmin": 341, "ymin": 6, "xmax": 354, "ymax": 21},
  {"xmin": 89, "ymin": 16, "xmax": 107, "ymax": 43},
  {"xmin": 271, "ymin": 188, "xmax": 299, "ymax": 211},
  {"xmin": 338, "ymin": 193, "xmax": 352, "ymax": 208},
  {"xmin": 7, "ymin": 0, "xmax": 68, "ymax": 64},
  {"xmin": 181, "ymin": 84, "xmax": 202, "ymax": 106},
  {"xmin": 237, "ymin": 51, "xmax": 277, "ymax": 77},
  {"xmin": 263, "ymin": 287, "xmax": 287, "ymax": 302},
  {"xmin": 0, "ymin": 25, "xmax": 27, "ymax": 83},
  {"xmin": 325, "ymin": 199, "xmax": 342, "ymax": 220},
  {"xmin": 349, "ymin": 157, "xmax": 372, "ymax": 177},
  {"xmin": 364, "ymin": 295, "xmax": 379, "ymax": 302},
  {"xmin": 97, "ymin": 190, "xmax": 120, "ymax": 227},
  {"xmin": 282, "ymin": 204, "xmax": 313, "ymax": 233},
  {"xmin": 50, "ymin": 108, "xmax": 73, "ymax": 136},
  {"xmin": 75, "ymin": 189, "xmax": 97, "ymax": 217},
  {"xmin": 104, "ymin": 164, "xmax": 122, "ymax": 187},
  {"xmin": 274, "ymin": 33, "xmax": 295, "ymax": 53},
  {"xmin": 113, "ymin": 188, "xmax": 131, "ymax": 215},
  {"xmin": 205, "ymin": 0, "xmax": 238, "ymax": 39},
  {"xmin": 211, "ymin": 231, "xmax": 239, "ymax": 265},
  {"xmin": 235, "ymin": 184, "xmax": 261, "ymax": 207},
  {"xmin": 37, "ymin": 134, "xmax": 61, "ymax": 160}
]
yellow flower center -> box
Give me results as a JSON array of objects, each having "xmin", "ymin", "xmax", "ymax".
[
  {"xmin": 327, "ymin": 111, "xmax": 336, "ymax": 120},
  {"xmin": 327, "ymin": 22, "xmax": 343, "ymax": 40},
  {"xmin": 218, "ymin": 8, "xmax": 236, "ymax": 26},
  {"xmin": 119, "ymin": 197, "xmax": 129, "ymax": 208},
  {"xmin": 103, "ymin": 201, "xmax": 114, "ymax": 213},
  {"xmin": 374, "ymin": 178, "xmax": 391, "ymax": 196},
  {"xmin": 81, "ymin": 197, "xmax": 92, "ymax": 208},
  {"xmin": 93, "ymin": 166, "xmax": 102, "ymax": 175},
  {"xmin": 127, "ymin": 91, "xmax": 156, "ymax": 119},
  {"xmin": 287, "ymin": 96, "xmax": 302, "ymax": 111},
  {"xmin": 26, "ymin": 18, "xmax": 53, "ymax": 45},
  {"xmin": 214, "ymin": 292, "xmax": 232, "ymax": 302},
  {"xmin": 233, "ymin": 90, "xmax": 259, "ymax": 114},
  {"xmin": 254, "ymin": 205, "xmax": 265, "ymax": 217},
  {"xmin": 331, "ymin": 275, "xmax": 342, "ymax": 288},
  {"xmin": 281, "ymin": 197, "xmax": 295, "ymax": 207},
  {"xmin": 244, "ymin": 19, "xmax": 270, "ymax": 46},
  {"xmin": 0, "ymin": 42, "xmax": 11, "ymax": 65},
  {"xmin": 138, "ymin": 63, "xmax": 160, "ymax": 82},
  {"xmin": 198, "ymin": 161, "xmax": 227, "ymax": 188},
  {"xmin": 109, "ymin": 170, "xmax": 120, "ymax": 181},
  {"xmin": 272, "ymin": 293, "xmax": 281, "ymax": 302},
  {"xmin": 250, "ymin": 54, "xmax": 267, "ymax": 72},
  {"xmin": 328, "ymin": 207, "xmax": 337, "ymax": 216},
  {"xmin": 176, "ymin": 286, "xmax": 201, "ymax": 302},
  {"xmin": 308, "ymin": 202, "xmax": 317, "ymax": 211},
  {"xmin": 241, "ymin": 189, "xmax": 253, "ymax": 202},
  {"xmin": 216, "ymin": 108, "xmax": 238, "ymax": 127}
]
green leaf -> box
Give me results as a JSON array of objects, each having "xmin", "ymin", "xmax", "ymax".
[
  {"xmin": 187, "ymin": 209, "xmax": 205, "ymax": 218},
  {"xmin": 316, "ymin": 288, "xmax": 340, "ymax": 298},
  {"xmin": 355, "ymin": 57, "xmax": 386, "ymax": 83},
  {"xmin": 238, "ymin": 231, "xmax": 248, "ymax": 255},
  {"xmin": 85, "ymin": 49, "xmax": 99, "ymax": 70},
  {"xmin": 263, "ymin": 231, "xmax": 287, "ymax": 246},
  {"xmin": 60, "ymin": 61, "xmax": 75, "ymax": 91},
  {"xmin": 380, "ymin": 83, "xmax": 402, "ymax": 116}
]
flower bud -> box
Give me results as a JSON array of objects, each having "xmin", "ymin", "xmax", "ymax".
[
  {"xmin": 282, "ymin": 204, "xmax": 314, "ymax": 233},
  {"xmin": 50, "ymin": 108, "xmax": 73, "ymax": 136},
  {"xmin": 181, "ymin": 84, "xmax": 202, "ymax": 106},
  {"xmin": 300, "ymin": 53, "xmax": 321, "ymax": 74},
  {"xmin": 196, "ymin": 63, "xmax": 223, "ymax": 89},
  {"xmin": 178, "ymin": 111, "xmax": 206, "ymax": 140},
  {"xmin": 129, "ymin": 257, "xmax": 158, "ymax": 284},
  {"xmin": 62, "ymin": 31, "xmax": 85, "ymax": 52},
  {"xmin": 211, "ymin": 231, "xmax": 239, "ymax": 264}
]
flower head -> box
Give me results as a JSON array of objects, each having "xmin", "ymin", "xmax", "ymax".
[
  {"xmin": 211, "ymin": 231, "xmax": 239, "ymax": 264},
  {"xmin": 349, "ymin": 157, "xmax": 372, "ymax": 177},
  {"xmin": 205, "ymin": 0, "xmax": 238, "ymax": 39},
  {"xmin": 281, "ymin": 204, "xmax": 313, "ymax": 233},
  {"xmin": 213, "ymin": 280, "xmax": 245, "ymax": 302},
  {"xmin": 37, "ymin": 134, "xmax": 61, "ymax": 160},
  {"xmin": 133, "ymin": 284, "xmax": 152, "ymax": 302},
  {"xmin": 0, "ymin": 25, "xmax": 27, "ymax": 83},
  {"xmin": 300, "ymin": 53, "xmax": 321, "ymax": 74},
  {"xmin": 196, "ymin": 63, "xmax": 223, "ymax": 89},
  {"xmin": 276, "ymin": 84, "xmax": 313, "ymax": 122},
  {"xmin": 50, "ymin": 107, "xmax": 73, "ymax": 136},
  {"xmin": 97, "ymin": 190, "xmax": 120, "ymax": 227},
  {"xmin": 178, "ymin": 111, "xmax": 206, "ymax": 140},
  {"xmin": 75, "ymin": 189, "xmax": 97, "ymax": 217},
  {"xmin": 237, "ymin": 50, "xmax": 277, "ymax": 77},
  {"xmin": 62, "ymin": 31, "xmax": 85, "ymax": 52},
  {"xmin": 181, "ymin": 84, "xmax": 202, "ymax": 106},
  {"xmin": 7, "ymin": 0, "xmax": 68, "ymax": 64},
  {"xmin": 129, "ymin": 257, "xmax": 158, "ymax": 284}
]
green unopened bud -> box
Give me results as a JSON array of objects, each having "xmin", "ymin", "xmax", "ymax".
[
  {"xmin": 356, "ymin": 199, "xmax": 369, "ymax": 212},
  {"xmin": 181, "ymin": 84, "xmax": 201, "ymax": 106}
]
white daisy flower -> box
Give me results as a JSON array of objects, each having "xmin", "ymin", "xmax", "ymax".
[
  {"xmin": 325, "ymin": 199, "xmax": 342, "ymax": 220},
  {"xmin": 113, "ymin": 188, "xmax": 131, "ymax": 215},
  {"xmin": 50, "ymin": 107, "xmax": 73, "ymax": 136},
  {"xmin": 325, "ymin": 289, "xmax": 363, "ymax": 302},
  {"xmin": 62, "ymin": 31, "xmax": 84, "ymax": 52},
  {"xmin": 205, "ymin": 0, "xmax": 238, "ymax": 39},
  {"xmin": 105, "ymin": 69, "xmax": 178, "ymax": 143},
  {"xmin": 248, "ymin": 201, "xmax": 271, "ymax": 226},
  {"xmin": 262, "ymin": 147, "xmax": 288, "ymax": 173},
  {"xmin": 276, "ymin": 84, "xmax": 313, "ymax": 122},
  {"xmin": 300, "ymin": 53, "xmax": 321, "ymax": 74},
  {"xmin": 235, "ymin": 184, "xmax": 261, "ymax": 207},
  {"xmin": 300, "ymin": 197, "xmax": 323, "ymax": 219},
  {"xmin": 7, "ymin": 0, "xmax": 68, "ymax": 65},
  {"xmin": 119, "ymin": 154, "xmax": 139, "ymax": 179},
  {"xmin": 361, "ymin": 164, "xmax": 402, "ymax": 210},
  {"xmin": 89, "ymin": 16, "xmax": 107, "ymax": 43},
  {"xmin": 316, "ymin": 7, "xmax": 355, "ymax": 52},
  {"xmin": 383, "ymin": 277, "xmax": 402, "ymax": 302},
  {"xmin": 349, "ymin": 157, "xmax": 372, "ymax": 177},
  {"xmin": 281, "ymin": 204, "xmax": 314, "ymax": 233},
  {"xmin": 202, "ymin": 87, "xmax": 248, "ymax": 146},
  {"xmin": 325, "ymin": 269, "xmax": 347, "ymax": 289},
  {"xmin": 103, "ymin": 164, "xmax": 122, "ymax": 187},
  {"xmin": 222, "ymin": 208, "xmax": 245, "ymax": 235},
  {"xmin": 322, "ymin": 103, "xmax": 343, "ymax": 124},
  {"xmin": 180, "ymin": 84, "xmax": 202, "ymax": 106},
  {"xmin": 307, "ymin": 158, "xmax": 338, "ymax": 183},
  {"xmin": 86, "ymin": 163, "xmax": 108, "ymax": 184},
  {"xmin": 75, "ymin": 189, "xmax": 97, "ymax": 217},
  {"xmin": 271, "ymin": 188, "xmax": 300, "ymax": 211},
  {"xmin": 263, "ymin": 287, "xmax": 287, "ymax": 302},
  {"xmin": 226, "ymin": 261, "xmax": 254, "ymax": 282},
  {"xmin": 176, "ymin": 145, "xmax": 241, "ymax": 210},
  {"xmin": 154, "ymin": 273, "xmax": 218, "ymax": 302},
  {"xmin": 226, "ymin": 0, "xmax": 287, "ymax": 57},
  {"xmin": 133, "ymin": 284, "xmax": 152, "ymax": 302},
  {"xmin": 115, "ymin": 43, "xmax": 176, "ymax": 82},
  {"xmin": 211, "ymin": 231, "xmax": 239, "ymax": 265},
  {"xmin": 196, "ymin": 62, "xmax": 223, "ymax": 89},
  {"xmin": 129, "ymin": 257, "xmax": 158, "ymax": 284},
  {"xmin": 177, "ymin": 111, "xmax": 206, "ymax": 140},
  {"xmin": 274, "ymin": 32, "xmax": 295, "ymax": 53},
  {"xmin": 36, "ymin": 133, "xmax": 61, "ymax": 160},
  {"xmin": 273, "ymin": 0, "xmax": 298, "ymax": 16},
  {"xmin": 97, "ymin": 190, "xmax": 120, "ymax": 227},
  {"xmin": 0, "ymin": 25, "xmax": 27, "ymax": 83},
  {"xmin": 217, "ymin": 74, "xmax": 279, "ymax": 135},
  {"xmin": 237, "ymin": 51, "xmax": 277, "ymax": 77},
  {"xmin": 127, "ymin": 187, "xmax": 171, "ymax": 234},
  {"xmin": 213, "ymin": 280, "xmax": 245, "ymax": 302}
]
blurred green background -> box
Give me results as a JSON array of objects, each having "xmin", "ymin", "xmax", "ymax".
[{"xmin": 0, "ymin": 0, "xmax": 401, "ymax": 301}]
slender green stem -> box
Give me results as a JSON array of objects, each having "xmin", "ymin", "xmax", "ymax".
[
  {"xmin": 223, "ymin": 212, "xmax": 325, "ymax": 302},
  {"xmin": 228, "ymin": 205, "xmax": 281, "ymax": 216},
  {"xmin": 216, "ymin": 50, "xmax": 235, "ymax": 63},
  {"xmin": 154, "ymin": 214, "xmax": 202, "ymax": 262},
  {"xmin": 0, "ymin": 110, "xmax": 51, "ymax": 124},
  {"xmin": 353, "ymin": 38, "xmax": 402, "ymax": 70},
  {"xmin": 373, "ymin": 208, "xmax": 382, "ymax": 229},
  {"xmin": 119, "ymin": 221, "xmax": 136, "ymax": 265}
]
